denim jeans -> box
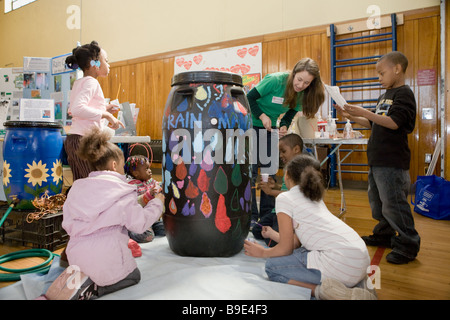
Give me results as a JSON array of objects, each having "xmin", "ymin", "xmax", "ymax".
[
  {"xmin": 251, "ymin": 127, "xmax": 277, "ymax": 222},
  {"xmin": 265, "ymin": 247, "xmax": 322, "ymax": 285},
  {"xmin": 368, "ymin": 166, "xmax": 421, "ymax": 259}
]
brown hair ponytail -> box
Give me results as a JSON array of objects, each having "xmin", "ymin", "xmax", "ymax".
[
  {"xmin": 285, "ymin": 154, "xmax": 325, "ymax": 202},
  {"xmin": 77, "ymin": 126, "xmax": 124, "ymax": 171}
]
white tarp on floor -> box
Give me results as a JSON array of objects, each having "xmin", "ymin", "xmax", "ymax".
[{"xmin": 0, "ymin": 236, "xmax": 311, "ymax": 300}]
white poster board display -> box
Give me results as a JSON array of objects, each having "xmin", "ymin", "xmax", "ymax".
[
  {"xmin": 19, "ymin": 98, "xmax": 55, "ymax": 122},
  {"xmin": 174, "ymin": 43, "xmax": 262, "ymax": 92},
  {"xmin": 0, "ymin": 67, "xmax": 24, "ymax": 124},
  {"xmin": 52, "ymin": 53, "xmax": 73, "ymax": 75},
  {"xmin": 0, "ymin": 100, "xmax": 9, "ymax": 129},
  {"xmin": 23, "ymin": 57, "xmax": 51, "ymax": 73}
]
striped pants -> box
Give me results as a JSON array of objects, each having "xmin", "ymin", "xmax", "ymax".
[{"xmin": 64, "ymin": 134, "xmax": 92, "ymax": 181}]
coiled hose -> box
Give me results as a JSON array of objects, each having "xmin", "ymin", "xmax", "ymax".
[
  {"xmin": 0, "ymin": 249, "xmax": 59, "ymax": 282},
  {"xmin": 0, "ymin": 198, "xmax": 59, "ymax": 282}
]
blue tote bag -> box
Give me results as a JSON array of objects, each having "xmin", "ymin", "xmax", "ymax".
[{"xmin": 411, "ymin": 175, "xmax": 450, "ymax": 220}]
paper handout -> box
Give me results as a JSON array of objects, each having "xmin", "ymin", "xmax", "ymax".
[{"xmin": 325, "ymin": 84, "xmax": 347, "ymax": 109}]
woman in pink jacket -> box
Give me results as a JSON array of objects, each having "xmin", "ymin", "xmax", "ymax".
[
  {"xmin": 44, "ymin": 127, "xmax": 165, "ymax": 300},
  {"xmin": 64, "ymin": 41, "xmax": 124, "ymax": 181}
]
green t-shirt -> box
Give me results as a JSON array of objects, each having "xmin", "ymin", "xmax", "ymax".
[
  {"xmin": 280, "ymin": 177, "xmax": 287, "ymax": 191},
  {"xmin": 252, "ymin": 72, "xmax": 303, "ymax": 127}
]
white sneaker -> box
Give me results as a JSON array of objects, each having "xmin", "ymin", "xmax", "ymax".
[{"xmin": 317, "ymin": 278, "xmax": 378, "ymax": 300}]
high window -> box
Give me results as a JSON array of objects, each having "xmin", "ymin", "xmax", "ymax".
[{"xmin": 4, "ymin": 0, "xmax": 37, "ymax": 13}]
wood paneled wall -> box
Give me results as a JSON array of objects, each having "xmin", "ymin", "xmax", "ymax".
[
  {"xmin": 446, "ymin": 1, "xmax": 450, "ymax": 180},
  {"xmin": 98, "ymin": 6, "xmax": 445, "ymax": 183}
]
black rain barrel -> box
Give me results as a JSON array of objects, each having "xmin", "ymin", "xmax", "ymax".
[
  {"xmin": 2, "ymin": 121, "xmax": 63, "ymax": 209},
  {"xmin": 162, "ymin": 71, "xmax": 253, "ymax": 257}
]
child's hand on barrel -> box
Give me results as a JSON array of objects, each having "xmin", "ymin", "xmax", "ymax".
[{"xmin": 155, "ymin": 193, "xmax": 165, "ymax": 203}]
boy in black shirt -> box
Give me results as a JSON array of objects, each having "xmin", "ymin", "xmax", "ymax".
[{"xmin": 342, "ymin": 51, "xmax": 420, "ymax": 264}]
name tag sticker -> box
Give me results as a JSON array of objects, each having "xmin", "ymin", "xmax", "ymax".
[{"xmin": 272, "ymin": 96, "xmax": 284, "ymax": 104}]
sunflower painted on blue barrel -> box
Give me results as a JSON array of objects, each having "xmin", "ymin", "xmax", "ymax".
[
  {"xmin": 162, "ymin": 71, "xmax": 252, "ymax": 257},
  {"xmin": 2, "ymin": 121, "xmax": 63, "ymax": 209}
]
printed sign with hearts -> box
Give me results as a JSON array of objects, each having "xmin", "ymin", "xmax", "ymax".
[{"xmin": 173, "ymin": 42, "xmax": 261, "ymax": 80}]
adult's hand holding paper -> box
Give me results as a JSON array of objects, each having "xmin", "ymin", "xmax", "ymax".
[{"xmin": 325, "ymin": 84, "xmax": 347, "ymax": 109}]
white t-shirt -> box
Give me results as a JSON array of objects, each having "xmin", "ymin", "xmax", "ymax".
[{"xmin": 275, "ymin": 185, "xmax": 370, "ymax": 287}]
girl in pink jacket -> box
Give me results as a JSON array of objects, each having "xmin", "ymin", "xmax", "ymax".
[
  {"xmin": 45, "ymin": 127, "xmax": 164, "ymax": 300},
  {"xmin": 64, "ymin": 41, "xmax": 124, "ymax": 181}
]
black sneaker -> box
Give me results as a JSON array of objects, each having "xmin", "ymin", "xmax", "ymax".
[
  {"xmin": 361, "ymin": 234, "xmax": 392, "ymax": 248},
  {"xmin": 77, "ymin": 280, "xmax": 99, "ymax": 300},
  {"xmin": 386, "ymin": 251, "xmax": 415, "ymax": 264}
]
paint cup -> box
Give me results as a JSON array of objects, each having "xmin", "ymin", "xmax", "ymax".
[
  {"xmin": 162, "ymin": 71, "xmax": 252, "ymax": 257},
  {"xmin": 261, "ymin": 173, "xmax": 269, "ymax": 183},
  {"xmin": 109, "ymin": 99, "xmax": 120, "ymax": 118}
]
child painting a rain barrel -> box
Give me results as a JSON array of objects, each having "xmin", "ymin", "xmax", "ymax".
[
  {"xmin": 3, "ymin": 121, "xmax": 64, "ymax": 209},
  {"xmin": 162, "ymin": 71, "xmax": 252, "ymax": 257}
]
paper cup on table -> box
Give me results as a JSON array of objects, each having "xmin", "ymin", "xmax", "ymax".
[
  {"xmin": 261, "ymin": 173, "xmax": 269, "ymax": 183},
  {"xmin": 110, "ymin": 99, "xmax": 120, "ymax": 118}
]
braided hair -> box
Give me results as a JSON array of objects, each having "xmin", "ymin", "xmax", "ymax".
[{"xmin": 125, "ymin": 155, "xmax": 150, "ymax": 178}]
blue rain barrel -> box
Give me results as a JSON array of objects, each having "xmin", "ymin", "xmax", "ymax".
[
  {"xmin": 2, "ymin": 121, "xmax": 63, "ymax": 209},
  {"xmin": 162, "ymin": 71, "xmax": 253, "ymax": 257}
]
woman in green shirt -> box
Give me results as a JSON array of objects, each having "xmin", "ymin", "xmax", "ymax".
[{"xmin": 248, "ymin": 58, "xmax": 324, "ymax": 224}]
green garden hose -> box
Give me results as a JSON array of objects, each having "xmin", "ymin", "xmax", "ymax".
[
  {"xmin": 1, "ymin": 198, "xmax": 60, "ymax": 282},
  {"xmin": 0, "ymin": 248, "xmax": 59, "ymax": 282},
  {"xmin": 0, "ymin": 200, "xmax": 17, "ymax": 229}
]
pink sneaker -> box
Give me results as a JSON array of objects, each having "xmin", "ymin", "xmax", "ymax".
[{"xmin": 45, "ymin": 266, "xmax": 96, "ymax": 300}]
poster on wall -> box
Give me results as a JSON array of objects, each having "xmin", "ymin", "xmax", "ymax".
[
  {"xmin": 52, "ymin": 53, "xmax": 73, "ymax": 75},
  {"xmin": 23, "ymin": 57, "xmax": 51, "ymax": 73},
  {"xmin": 20, "ymin": 55, "xmax": 77, "ymax": 128},
  {"xmin": 174, "ymin": 43, "xmax": 262, "ymax": 92},
  {"xmin": 19, "ymin": 98, "xmax": 55, "ymax": 122},
  {"xmin": 0, "ymin": 68, "xmax": 24, "ymax": 124}
]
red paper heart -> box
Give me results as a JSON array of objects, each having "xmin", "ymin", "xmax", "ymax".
[
  {"xmin": 237, "ymin": 48, "xmax": 247, "ymax": 58},
  {"xmin": 193, "ymin": 55, "xmax": 203, "ymax": 65},
  {"xmin": 184, "ymin": 61, "xmax": 192, "ymax": 70},
  {"xmin": 248, "ymin": 45, "xmax": 259, "ymax": 56},
  {"xmin": 176, "ymin": 57, "xmax": 185, "ymax": 67},
  {"xmin": 240, "ymin": 64, "xmax": 251, "ymax": 74},
  {"xmin": 230, "ymin": 65, "xmax": 241, "ymax": 74}
]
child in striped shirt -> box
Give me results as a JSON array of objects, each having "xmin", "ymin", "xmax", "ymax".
[
  {"xmin": 125, "ymin": 155, "xmax": 164, "ymax": 243},
  {"xmin": 244, "ymin": 154, "xmax": 376, "ymax": 300}
]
